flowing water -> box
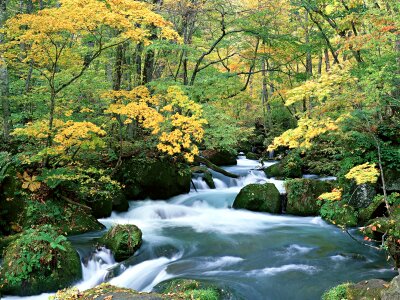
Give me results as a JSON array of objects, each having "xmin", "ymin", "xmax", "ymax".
[{"xmin": 3, "ymin": 156, "xmax": 397, "ymax": 300}]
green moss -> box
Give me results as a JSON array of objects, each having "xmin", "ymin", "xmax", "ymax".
[
  {"xmin": 202, "ymin": 150, "xmax": 237, "ymax": 166},
  {"xmin": 99, "ymin": 224, "xmax": 142, "ymax": 262},
  {"xmin": 264, "ymin": 153, "xmax": 302, "ymax": 179},
  {"xmin": 320, "ymin": 201, "xmax": 358, "ymax": 227},
  {"xmin": 285, "ymin": 179, "xmax": 333, "ymax": 216},
  {"xmin": 21, "ymin": 199, "xmax": 104, "ymax": 236},
  {"xmin": 0, "ymin": 225, "xmax": 82, "ymax": 296},
  {"xmin": 233, "ymin": 183, "xmax": 281, "ymax": 213},
  {"xmin": 245, "ymin": 152, "xmax": 259, "ymax": 160},
  {"xmin": 358, "ymin": 196, "xmax": 385, "ymax": 224},
  {"xmin": 322, "ymin": 283, "xmax": 351, "ymax": 300},
  {"xmin": 203, "ymin": 171, "xmax": 216, "ymax": 189},
  {"xmin": 118, "ymin": 158, "xmax": 191, "ymax": 200},
  {"xmin": 157, "ymin": 279, "xmax": 221, "ymax": 300}
]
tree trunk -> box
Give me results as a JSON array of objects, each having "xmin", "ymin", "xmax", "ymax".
[
  {"xmin": 0, "ymin": 0, "xmax": 11, "ymax": 142},
  {"xmin": 305, "ymin": 10, "xmax": 313, "ymax": 78},
  {"xmin": 324, "ymin": 48, "xmax": 330, "ymax": 71}
]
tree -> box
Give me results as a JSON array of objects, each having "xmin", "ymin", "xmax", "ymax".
[{"xmin": 3, "ymin": 0, "xmax": 178, "ymax": 159}]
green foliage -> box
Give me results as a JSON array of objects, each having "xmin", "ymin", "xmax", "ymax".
[
  {"xmin": 322, "ymin": 283, "xmax": 350, "ymax": 300},
  {"xmin": 0, "ymin": 152, "xmax": 12, "ymax": 183},
  {"xmin": 0, "ymin": 225, "xmax": 81, "ymax": 296},
  {"xmin": 99, "ymin": 224, "xmax": 142, "ymax": 262},
  {"xmin": 319, "ymin": 201, "xmax": 358, "ymax": 228}
]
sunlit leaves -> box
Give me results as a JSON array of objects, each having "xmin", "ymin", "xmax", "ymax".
[{"xmin": 345, "ymin": 162, "xmax": 380, "ymax": 185}]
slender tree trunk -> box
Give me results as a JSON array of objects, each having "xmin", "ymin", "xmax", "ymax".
[
  {"xmin": 305, "ymin": 10, "xmax": 313, "ymax": 78},
  {"xmin": 324, "ymin": 48, "xmax": 330, "ymax": 71},
  {"xmin": 318, "ymin": 52, "xmax": 322, "ymax": 75},
  {"xmin": 0, "ymin": 0, "xmax": 11, "ymax": 142}
]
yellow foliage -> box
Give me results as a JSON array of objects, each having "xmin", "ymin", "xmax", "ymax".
[
  {"xmin": 268, "ymin": 117, "xmax": 338, "ymax": 151},
  {"xmin": 318, "ymin": 188, "xmax": 343, "ymax": 201},
  {"xmin": 345, "ymin": 163, "xmax": 380, "ymax": 185},
  {"xmin": 18, "ymin": 171, "xmax": 41, "ymax": 192},
  {"xmin": 105, "ymin": 86, "xmax": 206, "ymax": 162}
]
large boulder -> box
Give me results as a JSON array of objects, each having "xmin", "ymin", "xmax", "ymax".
[
  {"xmin": 21, "ymin": 199, "xmax": 104, "ymax": 236},
  {"xmin": 99, "ymin": 224, "xmax": 142, "ymax": 262},
  {"xmin": 382, "ymin": 275, "xmax": 400, "ymax": 300},
  {"xmin": 118, "ymin": 157, "xmax": 191, "ymax": 200},
  {"xmin": 344, "ymin": 182, "xmax": 377, "ymax": 209},
  {"xmin": 384, "ymin": 169, "xmax": 400, "ymax": 192},
  {"xmin": 285, "ymin": 179, "xmax": 333, "ymax": 216},
  {"xmin": 264, "ymin": 154, "xmax": 302, "ymax": 179},
  {"xmin": 348, "ymin": 279, "xmax": 387, "ymax": 300},
  {"xmin": 245, "ymin": 152, "xmax": 259, "ymax": 160},
  {"xmin": 0, "ymin": 225, "xmax": 81, "ymax": 296},
  {"xmin": 202, "ymin": 150, "xmax": 237, "ymax": 166},
  {"xmin": 320, "ymin": 201, "xmax": 358, "ymax": 227},
  {"xmin": 233, "ymin": 183, "xmax": 281, "ymax": 213},
  {"xmin": 53, "ymin": 281, "xmax": 221, "ymax": 300}
]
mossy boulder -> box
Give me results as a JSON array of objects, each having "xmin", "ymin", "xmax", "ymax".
[
  {"xmin": 191, "ymin": 166, "xmax": 215, "ymax": 189},
  {"xmin": 381, "ymin": 275, "xmax": 400, "ymax": 300},
  {"xmin": 84, "ymin": 189, "xmax": 128, "ymax": 218},
  {"xmin": 264, "ymin": 154, "xmax": 302, "ymax": 179},
  {"xmin": 118, "ymin": 157, "xmax": 191, "ymax": 200},
  {"xmin": 233, "ymin": 183, "xmax": 281, "ymax": 213},
  {"xmin": 156, "ymin": 279, "xmax": 220, "ymax": 300},
  {"xmin": 323, "ymin": 280, "xmax": 388, "ymax": 300},
  {"xmin": 344, "ymin": 181, "xmax": 377, "ymax": 209},
  {"xmin": 320, "ymin": 201, "xmax": 358, "ymax": 227},
  {"xmin": 358, "ymin": 196, "xmax": 385, "ymax": 224},
  {"xmin": 285, "ymin": 179, "xmax": 333, "ymax": 216},
  {"xmin": 322, "ymin": 283, "xmax": 350, "ymax": 300},
  {"xmin": 347, "ymin": 279, "xmax": 387, "ymax": 300},
  {"xmin": 21, "ymin": 199, "xmax": 104, "ymax": 236},
  {"xmin": 202, "ymin": 150, "xmax": 237, "ymax": 166},
  {"xmin": 53, "ymin": 281, "xmax": 222, "ymax": 300},
  {"xmin": 53, "ymin": 283, "xmax": 165, "ymax": 300},
  {"xmin": 384, "ymin": 169, "xmax": 400, "ymax": 192},
  {"xmin": 245, "ymin": 152, "xmax": 259, "ymax": 160},
  {"xmin": 99, "ymin": 224, "xmax": 142, "ymax": 262},
  {"xmin": 0, "ymin": 225, "xmax": 81, "ymax": 296}
]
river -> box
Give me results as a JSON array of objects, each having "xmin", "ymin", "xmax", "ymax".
[{"xmin": 3, "ymin": 156, "xmax": 397, "ymax": 300}]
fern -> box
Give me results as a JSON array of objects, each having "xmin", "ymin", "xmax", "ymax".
[{"xmin": 0, "ymin": 151, "xmax": 12, "ymax": 183}]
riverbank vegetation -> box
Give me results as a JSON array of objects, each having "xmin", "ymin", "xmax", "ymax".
[{"xmin": 0, "ymin": 0, "xmax": 399, "ymax": 298}]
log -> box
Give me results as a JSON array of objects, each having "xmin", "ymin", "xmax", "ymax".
[{"xmin": 194, "ymin": 155, "xmax": 239, "ymax": 179}]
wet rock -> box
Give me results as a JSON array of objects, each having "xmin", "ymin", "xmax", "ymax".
[
  {"xmin": 285, "ymin": 179, "xmax": 333, "ymax": 216},
  {"xmin": 99, "ymin": 224, "xmax": 142, "ymax": 262},
  {"xmin": 0, "ymin": 225, "xmax": 81, "ymax": 296},
  {"xmin": 381, "ymin": 275, "xmax": 400, "ymax": 300},
  {"xmin": 202, "ymin": 150, "xmax": 237, "ymax": 166},
  {"xmin": 384, "ymin": 169, "xmax": 400, "ymax": 192},
  {"xmin": 245, "ymin": 152, "xmax": 259, "ymax": 160},
  {"xmin": 233, "ymin": 183, "xmax": 281, "ymax": 213},
  {"xmin": 348, "ymin": 279, "xmax": 387, "ymax": 300},
  {"xmin": 118, "ymin": 157, "xmax": 191, "ymax": 200}
]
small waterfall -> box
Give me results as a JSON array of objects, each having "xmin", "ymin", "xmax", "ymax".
[
  {"xmin": 76, "ymin": 247, "xmax": 118, "ymax": 291},
  {"xmin": 191, "ymin": 177, "xmax": 210, "ymax": 191}
]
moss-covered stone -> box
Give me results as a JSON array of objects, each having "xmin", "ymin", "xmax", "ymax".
[
  {"xmin": 320, "ymin": 201, "xmax": 358, "ymax": 227},
  {"xmin": 0, "ymin": 225, "xmax": 82, "ymax": 296},
  {"xmin": 233, "ymin": 183, "xmax": 281, "ymax": 213},
  {"xmin": 21, "ymin": 199, "xmax": 104, "ymax": 236},
  {"xmin": 347, "ymin": 279, "xmax": 387, "ymax": 300},
  {"xmin": 384, "ymin": 169, "xmax": 400, "ymax": 192},
  {"xmin": 118, "ymin": 157, "xmax": 191, "ymax": 200},
  {"xmin": 264, "ymin": 155, "xmax": 302, "ymax": 179},
  {"xmin": 323, "ymin": 280, "xmax": 388, "ymax": 300},
  {"xmin": 99, "ymin": 224, "xmax": 142, "ymax": 262},
  {"xmin": 245, "ymin": 152, "xmax": 259, "ymax": 160},
  {"xmin": 322, "ymin": 283, "xmax": 351, "ymax": 300},
  {"xmin": 285, "ymin": 179, "xmax": 333, "ymax": 216},
  {"xmin": 381, "ymin": 275, "xmax": 400, "ymax": 300},
  {"xmin": 52, "ymin": 283, "xmax": 166, "ymax": 300},
  {"xmin": 53, "ymin": 282, "xmax": 221, "ymax": 300},
  {"xmin": 202, "ymin": 150, "xmax": 237, "ymax": 166},
  {"xmin": 358, "ymin": 196, "xmax": 385, "ymax": 224},
  {"xmin": 203, "ymin": 171, "xmax": 215, "ymax": 189},
  {"xmin": 155, "ymin": 279, "xmax": 220, "ymax": 300},
  {"xmin": 344, "ymin": 181, "xmax": 377, "ymax": 209}
]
